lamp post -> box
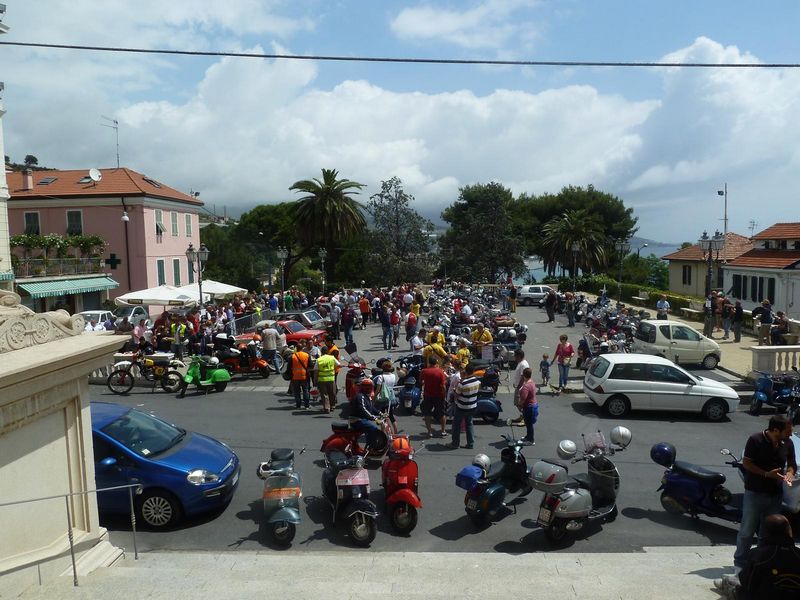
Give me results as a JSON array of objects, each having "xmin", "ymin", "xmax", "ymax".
[
  {"xmin": 276, "ymin": 247, "xmax": 288, "ymax": 311},
  {"xmin": 186, "ymin": 242, "xmax": 210, "ymax": 312},
  {"xmin": 318, "ymin": 248, "xmax": 327, "ymax": 294},
  {"xmin": 636, "ymin": 243, "xmax": 648, "ymax": 261},
  {"xmin": 717, "ymin": 184, "xmax": 728, "ymax": 239},
  {"xmin": 614, "ymin": 239, "xmax": 630, "ymax": 306},
  {"xmin": 571, "ymin": 241, "xmax": 580, "ymax": 293},
  {"xmin": 698, "ymin": 230, "xmax": 725, "ymax": 297}
]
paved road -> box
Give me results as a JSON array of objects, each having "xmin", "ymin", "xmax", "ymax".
[{"xmin": 92, "ymin": 304, "xmax": 768, "ymax": 555}]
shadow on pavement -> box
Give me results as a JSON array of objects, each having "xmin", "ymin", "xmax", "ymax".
[{"xmin": 622, "ymin": 506, "xmax": 738, "ymax": 544}]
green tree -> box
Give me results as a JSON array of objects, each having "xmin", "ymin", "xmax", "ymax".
[
  {"xmin": 439, "ymin": 182, "xmax": 526, "ymax": 282},
  {"xmin": 236, "ymin": 203, "xmax": 303, "ymax": 291},
  {"xmin": 540, "ymin": 209, "xmax": 608, "ymax": 277},
  {"xmin": 367, "ymin": 177, "xmax": 435, "ymax": 284},
  {"xmin": 24, "ymin": 154, "xmax": 38, "ymax": 166}
]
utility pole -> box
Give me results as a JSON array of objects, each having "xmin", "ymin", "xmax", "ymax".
[{"xmin": 748, "ymin": 220, "xmax": 758, "ymax": 238}]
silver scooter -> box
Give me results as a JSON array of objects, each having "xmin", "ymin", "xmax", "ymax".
[{"xmin": 530, "ymin": 426, "xmax": 632, "ymax": 545}]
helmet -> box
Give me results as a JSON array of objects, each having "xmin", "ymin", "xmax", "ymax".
[
  {"xmin": 650, "ymin": 442, "xmax": 676, "ymax": 467},
  {"xmin": 472, "ymin": 453, "xmax": 490, "ymax": 473},
  {"xmin": 557, "ymin": 439, "xmax": 577, "ymax": 460},
  {"xmin": 610, "ymin": 426, "xmax": 632, "ymax": 448},
  {"xmin": 390, "ymin": 436, "xmax": 412, "ymax": 458},
  {"xmin": 209, "ymin": 357, "xmax": 220, "ymax": 366},
  {"xmin": 360, "ymin": 378, "xmax": 374, "ymax": 390}
]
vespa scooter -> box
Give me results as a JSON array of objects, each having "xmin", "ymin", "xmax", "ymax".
[
  {"xmin": 749, "ymin": 367, "xmax": 799, "ymax": 416},
  {"xmin": 256, "ymin": 447, "xmax": 304, "ymax": 546},
  {"xmin": 321, "ymin": 451, "xmax": 379, "ymax": 547},
  {"xmin": 320, "ymin": 412, "xmax": 393, "ymax": 459},
  {"xmin": 381, "ymin": 436, "xmax": 422, "ymax": 534},
  {"xmin": 531, "ymin": 427, "xmax": 631, "ymax": 545},
  {"xmin": 176, "ymin": 355, "xmax": 232, "ymax": 397},
  {"xmin": 456, "ymin": 422, "xmax": 533, "ymax": 528}
]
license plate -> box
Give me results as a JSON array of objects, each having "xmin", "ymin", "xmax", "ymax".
[
  {"xmin": 466, "ymin": 499, "xmax": 478, "ymax": 510},
  {"xmin": 537, "ymin": 507, "xmax": 552, "ymax": 524}
]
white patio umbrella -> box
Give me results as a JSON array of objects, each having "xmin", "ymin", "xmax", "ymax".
[
  {"xmin": 114, "ymin": 284, "xmax": 198, "ymax": 307},
  {"xmin": 177, "ymin": 280, "xmax": 247, "ymax": 300}
]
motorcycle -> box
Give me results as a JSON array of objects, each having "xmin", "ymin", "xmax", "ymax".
[
  {"xmin": 320, "ymin": 412, "xmax": 394, "ymax": 459},
  {"xmin": 381, "ymin": 436, "xmax": 422, "ymax": 534},
  {"xmin": 531, "ymin": 427, "xmax": 631, "ymax": 545},
  {"xmin": 321, "ymin": 451, "xmax": 379, "ymax": 546},
  {"xmin": 216, "ymin": 334, "xmax": 271, "ymax": 379},
  {"xmin": 456, "ymin": 422, "xmax": 533, "ymax": 528},
  {"xmin": 257, "ymin": 447, "xmax": 304, "ymax": 546},
  {"xmin": 176, "ymin": 355, "xmax": 232, "ymax": 397},
  {"xmin": 749, "ymin": 367, "xmax": 800, "ymax": 416},
  {"xmin": 107, "ymin": 351, "xmax": 184, "ymax": 395},
  {"xmin": 396, "ymin": 354, "xmax": 424, "ymax": 415}
]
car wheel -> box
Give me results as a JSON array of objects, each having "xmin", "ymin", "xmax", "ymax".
[
  {"xmin": 522, "ymin": 299, "xmax": 532, "ymax": 307},
  {"xmin": 702, "ymin": 354, "xmax": 719, "ymax": 370},
  {"xmin": 702, "ymin": 398, "xmax": 728, "ymax": 422},
  {"xmin": 136, "ymin": 490, "xmax": 181, "ymax": 529},
  {"xmin": 106, "ymin": 369, "xmax": 135, "ymax": 395},
  {"xmin": 604, "ymin": 395, "xmax": 630, "ymax": 418}
]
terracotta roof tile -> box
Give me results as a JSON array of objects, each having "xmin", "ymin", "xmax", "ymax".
[
  {"xmin": 726, "ymin": 249, "xmax": 800, "ymax": 269},
  {"xmin": 6, "ymin": 168, "xmax": 202, "ymax": 206},
  {"xmin": 661, "ymin": 232, "xmax": 753, "ymax": 262},
  {"xmin": 751, "ymin": 222, "xmax": 800, "ymax": 240}
]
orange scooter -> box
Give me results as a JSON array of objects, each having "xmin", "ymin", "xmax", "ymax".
[
  {"xmin": 216, "ymin": 334, "xmax": 270, "ymax": 379},
  {"xmin": 381, "ymin": 436, "xmax": 422, "ymax": 534}
]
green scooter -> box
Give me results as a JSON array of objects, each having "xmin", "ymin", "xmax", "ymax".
[{"xmin": 176, "ymin": 355, "xmax": 231, "ymax": 397}]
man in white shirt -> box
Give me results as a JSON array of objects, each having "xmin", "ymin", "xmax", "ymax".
[
  {"xmin": 84, "ymin": 319, "xmax": 105, "ymax": 332},
  {"xmin": 656, "ymin": 295, "xmax": 670, "ymax": 320},
  {"xmin": 512, "ymin": 349, "xmax": 530, "ymax": 425},
  {"xmin": 461, "ymin": 301, "xmax": 473, "ymax": 318},
  {"xmin": 411, "ymin": 330, "xmax": 424, "ymax": 356}
]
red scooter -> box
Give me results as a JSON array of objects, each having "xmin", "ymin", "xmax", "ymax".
[
  {"xmin": 216, "ymin": 335, "xmax": 270, "ymax": 378},
  {"xmin": 320, "ymin": 412, "xmax": 393, "ymax": 459},
  {"xmin": 344, "ymin": 356, "xmax": 368, "ymax": 402},
  {"xmin": 381, "ymin": 436, "xmax": 422, "ymax": 534}
]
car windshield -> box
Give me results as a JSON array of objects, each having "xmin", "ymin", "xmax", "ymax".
[
  {"xmin": 304, "ymin": 310, "xmax": 323, "ymax": 322},
  {"xmin": 102, "ymin": 409, "xmax": 186, "ymax": 458},
  {"xmin": 589, "ymin": 357, "xmax": 610, "ymax": 378},
  {"xmin": 283, "ymin": 321, "xmax": 305, "ymax": 333},
  {"xmin": 113, "ymin": 307, "xmax": 134, "ymax": 319}
]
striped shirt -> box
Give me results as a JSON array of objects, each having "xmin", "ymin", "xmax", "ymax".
[{"xmin": 455, "ymin": 375, "xmax": 480, "ymax": 411}]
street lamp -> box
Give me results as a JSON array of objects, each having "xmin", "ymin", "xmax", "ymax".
[
  {"xmin": 636, "ymin": 243, "xmax": 648, "ymax": 261},
  {"xmin": 186, "ymin": 242, "xmax": 210, "ymax": 312},
  {"xmin": 276, "ymin": 247, "xmax": 288, "ymax": 311},
  {"xmin": 614, "ymin": 239, "xmax": 631, "ymax": 306},
  {"xmin": 318, "ymin": 248, "xmax": 327, "ymax": 293},
  {"xmin": 698, "ymin": 230, "xmax": 725, "ymax": 297},
  {"xmin": 571, "ymin": 241, "xmax": 580, "ymax": 293}
]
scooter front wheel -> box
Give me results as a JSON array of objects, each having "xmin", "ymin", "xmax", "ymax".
[
  {"xmin": 748, "ymin": 398, "xmax": 762, "ymax": 415},
  {"xmin": 390, "ymin": 502, "xmax": 418, "ymax": 534},
  {"xmin": 660, "ymin": 492, "xmax": 688, "ymax": 515},
  {"xmin": 349, "ymin": 513, "xmax": 377, "ymax": 547},
  {"xmin": 545, "ymin": 519, "xmax": 569, "ymax": 545},
  {"xmin": 271, "ymin": 521, "xmax": 296, "ymax": 546},
  {"xmin": 160, "ymin": 370, "xmax": 183, "ymax": 393},
  {"xmin": 481, "ymin": 411, "xmax": 499, "ymax": 424}
]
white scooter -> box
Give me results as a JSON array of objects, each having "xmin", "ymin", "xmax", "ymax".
[{"xmin": 530, "ymin": 426, "xmax": 631, "ymax": 545}]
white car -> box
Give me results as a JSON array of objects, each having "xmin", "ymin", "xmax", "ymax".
[
  {"xmin": 632, "ymin": 319, "xmax": 721, "ymax": 370},
  {"xmin": 583, "ymin": 353, "xmax": 739, "ymax": 421},
  {"xmin": 113, "ymin": 305, "xmax": 152, "ymax": 328},
  {"xmin": 77, "ymin": 310, "xmax": 114, "ymax": 327},
  {"xmin": 517, "ymin": 285, "xmax": 555, "ymax": 306}
]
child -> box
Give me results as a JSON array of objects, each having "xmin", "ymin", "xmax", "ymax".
[{"xmin": 539, "ymin": 354, "xmax": 550, "ymax": 387}]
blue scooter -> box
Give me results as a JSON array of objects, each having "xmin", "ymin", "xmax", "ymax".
[
  {"xmin": 650, "ymin": 442, "xmax": 743, "ymax": 523},
  {"xmin": 749, "ymin": 368, "xmax": 800, "ymax": 416},
  {"xmin": 257, "ymin": 447, "xmax": 304, "ymax": 546}
]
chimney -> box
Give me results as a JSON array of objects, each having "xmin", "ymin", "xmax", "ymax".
[{"xmin": 23, "ymin": 168, "xmax": 33, "ymax": 190}]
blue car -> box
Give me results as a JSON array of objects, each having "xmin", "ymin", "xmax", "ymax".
[{"xmin": 91, "ymin": 402, "xmax": 240, "ymax": 529}]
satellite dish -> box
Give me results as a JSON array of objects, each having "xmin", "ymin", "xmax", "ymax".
[{"xmin": 89, "ymin": 168, "xmax": 102, "ymax": 183}]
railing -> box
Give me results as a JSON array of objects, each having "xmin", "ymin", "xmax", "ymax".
[
  {"xmin": 13, "ymin": 258, "xmax": 105, "ymax": 278},
  {"xmin": 0, "ymin": 483, "xmax": 142, "ymax": 587},
  {"xmin": 750, "ymin": 345, "xmax": 800, "ymax": 374},
  {"xmin": 230, "ymin": 312, "xmax": 261, "ymax": 335}
]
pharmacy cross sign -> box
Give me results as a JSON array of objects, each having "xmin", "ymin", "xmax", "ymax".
[{"xmin": 104, "ymin": 254, "xmax": 122, "ymax": 269}]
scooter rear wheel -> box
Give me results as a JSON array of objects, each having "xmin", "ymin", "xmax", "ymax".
[
  {"xmin": 258, "ymin": 367, "xmax": 270, "ymax": 379},
  {"xmin": 271, "ymin": 521, "xmax": 296, "ymax": 546},
  {"xmin": 481, "ymin": 412, "xmax": 499, "ymax": 424},
  {"xmin": 214, "ymin": 382, "xmax": 228, "ymax": 392},
  {"xmin": 748, "ymin": 398, "xmax": 762, "ymax": 416},
  {"xmin": 467, "ymin": 510, "xmax": 490, "ymax": 529},
  {"xmin": 349, "ymin": 513, "xmax": 376, "ymax": 547},
  {"xmin": 160, "ymin": 370, "xmax": 183, "ymax": 393},
  {"xmin": 390, "ymin": 502, "xmax": 418, "ymax": 534},
  {"xmin": 545, "ymin": 519, "xmax": 569, "ymax": 545}
]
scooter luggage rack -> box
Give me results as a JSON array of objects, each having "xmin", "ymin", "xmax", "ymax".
[{"xmin": 582, "ymin": 431, "xmax": 607, "ymax": 452}]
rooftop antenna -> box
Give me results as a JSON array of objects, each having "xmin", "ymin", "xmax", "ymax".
[
  {"xmin": 101, "ymin": 115, "xmax": 120, "ymax": 169},
  {"xmin": 748, "ymin": 220, "xmax": 758, "ymax": 238},
  {"xmin": 88, "ymin": 168, "xmax": 102, "ymax": 187}
]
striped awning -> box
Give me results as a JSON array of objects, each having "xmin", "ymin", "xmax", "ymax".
[
  {"xmin": 17, "ymin": 276, "xmax": 119, "ymax": 299},
  {"xmin": 0, "ymin": 271, "xmax": 14, "ymax": 281}
]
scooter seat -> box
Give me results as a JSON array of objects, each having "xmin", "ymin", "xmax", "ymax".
[
  {"xmin": 673, "ymin": 460, "xmax": 726, "ymax": 484},
  {"xmin": 570, "ymin": 473, "xmax": 592, "ymax": 489},
  {"xmin": 486, "ymin": 461, "xmax": 505, "ymax": 480},
  {"xmin": 268, "ymin": 460, "xmax": 293, "ymax": 471},
  {"xmin": 325, "ymin": 450, "xmax": 354, "ymax": 472},
  {"xmin": 331, "ymin": 421, "xmax": 352, "ymax": 432},
  {"xmin": 270, "ymin": 448, "xmax": 294, "ymax": 462}
]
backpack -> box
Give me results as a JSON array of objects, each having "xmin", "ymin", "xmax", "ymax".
[{"xmin": 374, "ymin": 375, "xmax": 397, "ymax": 407}]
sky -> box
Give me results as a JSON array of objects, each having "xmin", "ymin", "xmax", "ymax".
[{"xmin": 2, "ymin": 0, "xmax": 800, "ymax": 244}]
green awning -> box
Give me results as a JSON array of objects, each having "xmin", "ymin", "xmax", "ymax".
[
  {"xmin": 0, "ymin": 271, "xmax": 14, "ymax": 281},
  {"xmin": 17, "ymin": 276, "xmax": 119, "ymax": 299}
]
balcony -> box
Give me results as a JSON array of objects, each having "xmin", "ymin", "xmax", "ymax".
[{"xmin": 12, "ymin": 258, "xmax": 105, "ymax": 278}]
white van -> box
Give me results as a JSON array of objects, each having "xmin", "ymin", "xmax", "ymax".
[
  {"xmin": 632, "ymin": 320, "xmax": 721, "ymax": 370},
  {"xmin": 583, "ymin": 353, "xmax": 739, "ymax": 421}
]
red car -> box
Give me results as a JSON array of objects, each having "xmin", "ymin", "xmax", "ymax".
[{"xmin": 238, "ymin": 319, "xmax": 326, "ymax": 348}]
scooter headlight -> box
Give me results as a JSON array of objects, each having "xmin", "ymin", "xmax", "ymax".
[{"xmin": 187, "ymin": 469, "xmax": 220, "ymax": 485}]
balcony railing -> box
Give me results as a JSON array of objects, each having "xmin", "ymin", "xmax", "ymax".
[{"xmin": 12, "ymin": 258, "xmax": 105, "ymax": 278}]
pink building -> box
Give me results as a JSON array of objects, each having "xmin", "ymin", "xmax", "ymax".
[{"xmin": 6, "ymin": 167, "xmax": 203, "ymax": 313}]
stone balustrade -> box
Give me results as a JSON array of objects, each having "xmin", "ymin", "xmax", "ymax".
[{"xmin": 750, "ymin": 345, "xmax": 800, "ymax": 374}]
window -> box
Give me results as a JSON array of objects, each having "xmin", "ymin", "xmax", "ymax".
[
  {"xmin": 589, "ymin": 357, "xmax": 610, "ymax": 378},
  {"xmin": 672, "ymin": 326, "xmax": 701, "ymax": 341},
  {"xmin": 156, "ymin": 259, "xmax": 165, "ymax": 285},
  {"xmin": 750, "ymin": 276, "xmax": 758, "ymax": 302},
  {"xmin": 171, "ymin": 212, "xmax": 178, "ymax": 236},
  {"xmin": 763, "ymin": 241, "xmax": 771, "ymax": 249},
  {"xmin": 143, "ymin": 177, "xmax": 162, "ymax": 189},
  {"xmin": 185, "ymin": 214, "xmax": 193, "ymax": 237},
  {"xmin": 609, "ymin": 363, "xmax": 647, "ymax": 381},
  {"xmin": 659, "ymin": 325, "xmax": 671, "ymax": 339},
  {"xmin": 24, "ymin": 212, "xmax": 40, "ymax": 235},
  {"xmin": 37, "ymin": 176, "xmax": 57, "ymax": 185},
  {"xmin": 635, "ymin": 322, "xmax": 656, "ymax": 344},
  {"xmin": 187, "ymin": 261, "xmax": 195, "ymax": 284},
  {"xmin": 681, "ymin": 265, "xmax": 691, "ymax": 286},
  {"xmin": 767, "ymin": 277, "xmax": 775, "ymax": 305},
  {"xmin": 78, "ymin": 175, "xmax": 93, "ymax": 184},
  {"xmin": 732, "ymin": 274, "xmax": 742, "ymax": 299},
  {"xmin": 173, "ymin": 258, "xmax": 181, "ymax": 286},
  {"xmin": 154, "ymin": 209, "xmax": 165, "ymax": 237},
  {"xmin": 649, "ymin": 364, "xmax": 692, "ymax": 384},
  {"xmin": 779, "ymin": 240, "xmax": 788, "ymax": 250},
  {"xmin": 66, "ymin": 210, "xmax": 83, "ymax": 235},
  {"xmin": 794, "ymin": 241, "xmax": 800, "ymax": 250}
]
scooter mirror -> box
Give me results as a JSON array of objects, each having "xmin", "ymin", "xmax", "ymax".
[{"xmin": 720, "ymin": 448, "xmax": 731, "ymax": 455}]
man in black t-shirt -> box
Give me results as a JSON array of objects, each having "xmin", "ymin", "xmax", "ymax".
[{"xmin": 733, "ymin": 415, "xmax": 797, "ymax": 572}]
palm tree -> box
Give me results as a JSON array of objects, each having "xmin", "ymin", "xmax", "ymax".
[
  {"xmin": 289, "ymin": 168, "xmax": 367, "ymax": 284},
  {"xmin": 541, "ymin": 209, "xmax": 607, "ymax": 277}
]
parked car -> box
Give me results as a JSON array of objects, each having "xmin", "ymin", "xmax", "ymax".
[
  {"xmin": 77, "ymin": 310, "xmax": 114, "ymax": 326},
  {"xmin": 632, "ymin": 319, "xmax": 721, "ymax": 369},
  {"xmin": 91, "ymin": 402, "xmax": 240, "ymax": 529},
  {"xmin": 516, "ymin": 285, "xmax": 555, "ymax": 306},
  {"xmin": 113, "ymin": 305, "xmax": 152, "ymax": 328},
  {"xmin": 272, "ymin": 309, "xmax": 328, "ymax": 332},
  {"xmin": 583, "ymin": 353, "xmax": 739, "ymax": 421},
  {"xmin": 243, "ymin": 319, "xmax": 326, "ymax": 348}
]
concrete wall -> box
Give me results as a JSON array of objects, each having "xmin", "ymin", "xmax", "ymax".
[{"xmin": 667, "ymin": 261, "xmax": 706, "ymax": 297}]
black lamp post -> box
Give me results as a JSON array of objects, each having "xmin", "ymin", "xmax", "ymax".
[
  {"xmin": 636, "ymin": 243, "xmax": 648, "ymax": 260},
  {"xmin": 614, "ymin": 239, "xmax": 630, "ymax": 306},
  {"xmin": 186, "ymin": 242, "xmax": 210, "ymax": 311},
  {"xmin": 276, "ymin": 247, "xmax": 288, "ymax": 311},
  {"xmin": 571, "ymin": 241, "xmax": 580, "ymax": 293},
  {"xmin": 319, "ymin": 248, "xmax": 327, "ymax": 293},
  {"xmin": 698, "ymin": 230, "xmax": 724, "ymax": 297}
]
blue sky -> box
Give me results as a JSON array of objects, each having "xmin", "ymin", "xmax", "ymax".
[{"xmin": 2, "ymin": 1, "xmax": 800, "ymax": 244}]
